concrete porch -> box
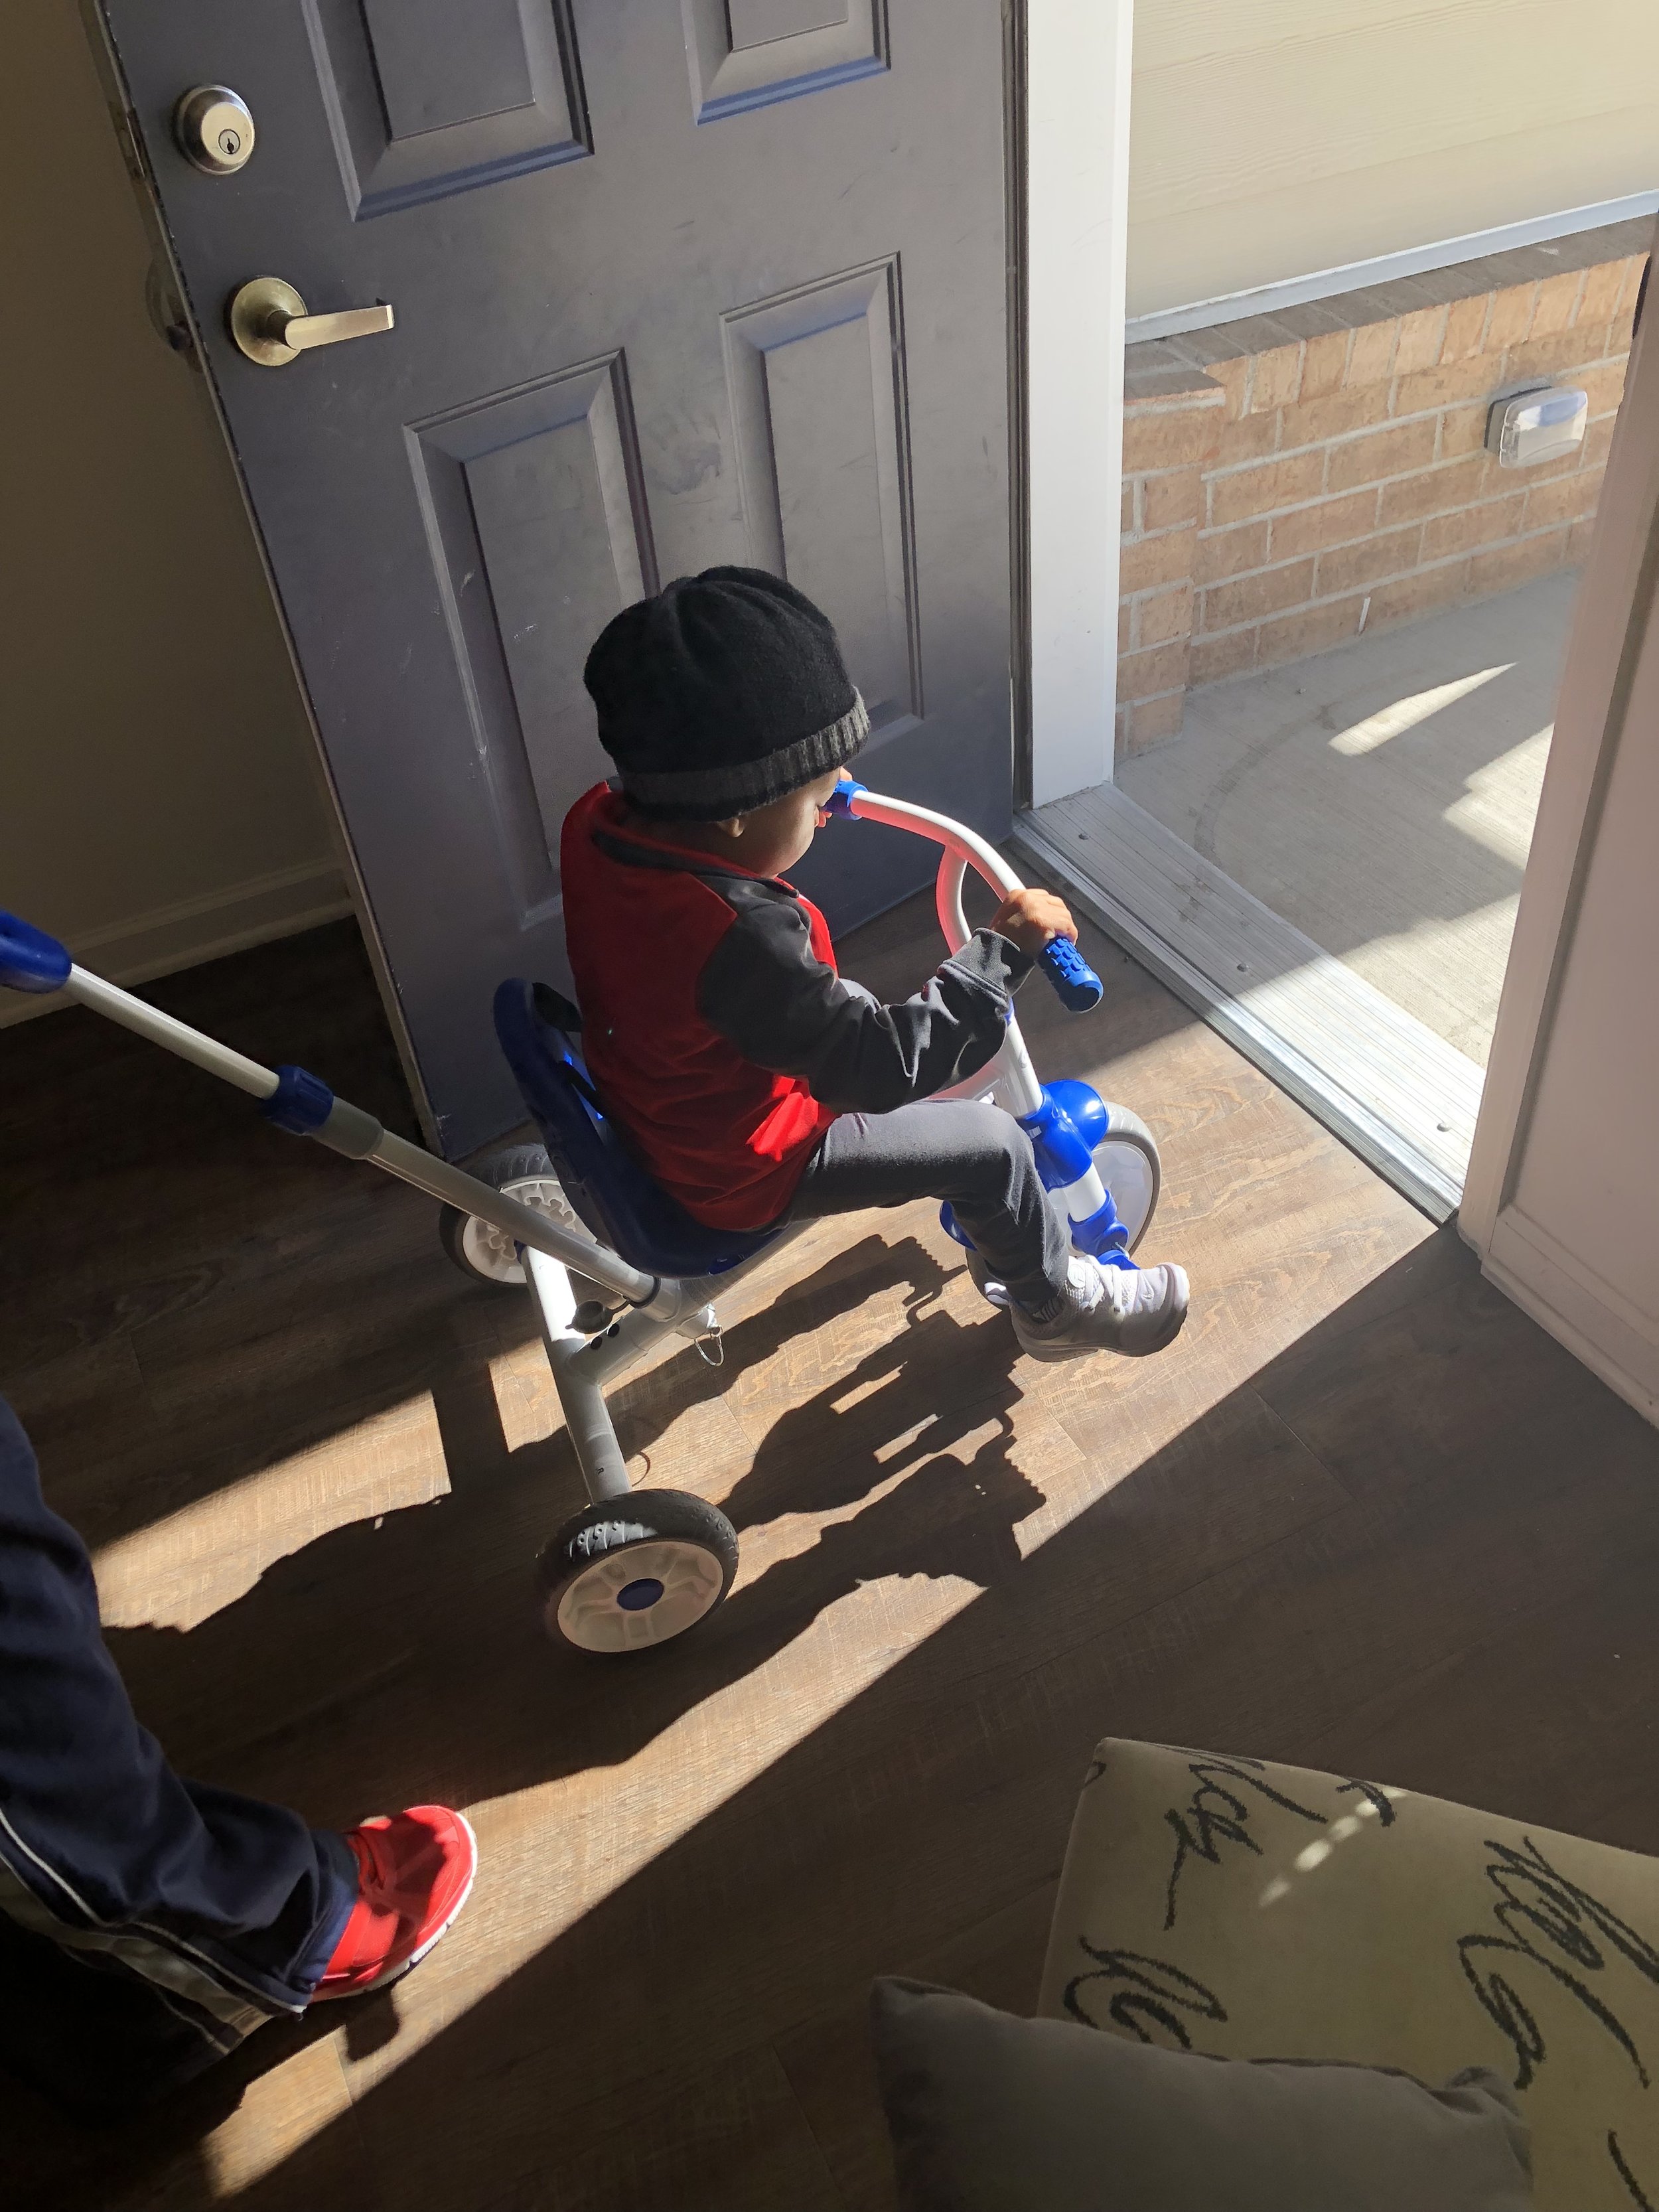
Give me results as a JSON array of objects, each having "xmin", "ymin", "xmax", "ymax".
[{"xmin": 1117, "ymin": 570, "xmax": 1573, "ymax": 1067}]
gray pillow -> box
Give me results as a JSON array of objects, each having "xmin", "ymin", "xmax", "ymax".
[{"xmin": 871, "ymin": 1978, "xmax": 1533, "ymax": 2211}]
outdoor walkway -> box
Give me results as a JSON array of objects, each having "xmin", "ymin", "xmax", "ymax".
[{"xmin": 1119, "ymin": 571, "xmax": 1577, "ymax": 1066}]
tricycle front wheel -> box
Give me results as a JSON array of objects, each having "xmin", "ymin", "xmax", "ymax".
[
  {"xmin": 538, "ymin": 1491, "xmax": 739, "ymax": 1653},
  {"xmin": 1090, "ymin": 1103, "xmax": 1161, "ymax": 1255}
]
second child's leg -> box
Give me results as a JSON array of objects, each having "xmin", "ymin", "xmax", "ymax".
[{"xmin": 0, "ymin": 1396, "xmax": 475, "ymax": 2116}]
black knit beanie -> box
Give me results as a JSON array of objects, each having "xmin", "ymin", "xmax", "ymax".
[{"xmin": 583, "ymin": 566, "xmax": 869, "ymax": 821}]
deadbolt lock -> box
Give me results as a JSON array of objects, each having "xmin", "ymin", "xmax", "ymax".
[
  {"xmin": 173, "ymin": 86, "xmax": 255, "ymax": 176},
  {"xmin": 227, "ymin": 277, "xmax": 396, "ymax": 368}
]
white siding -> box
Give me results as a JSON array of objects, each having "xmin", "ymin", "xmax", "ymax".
[{"xmin": 1129, "ymin": 0, "xmax": 1659, "ymax": 317}]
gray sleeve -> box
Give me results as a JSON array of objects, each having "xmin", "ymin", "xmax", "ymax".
[{"xmin": 697, "ymin": 889, "xmax": 1031, "ymax": 1114}]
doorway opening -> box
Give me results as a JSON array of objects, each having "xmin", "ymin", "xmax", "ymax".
[{"xmin": 1018, "ymin": 216, "xmax": 1649, "ymax": 1217}]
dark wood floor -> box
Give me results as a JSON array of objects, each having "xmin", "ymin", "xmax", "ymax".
[{"xmin": 2, "ymin": 897, "xmax": 1656, "ymax": 2212}]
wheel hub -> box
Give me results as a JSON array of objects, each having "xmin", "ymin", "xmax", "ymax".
[
  {"xmin": 460, "ymin": 1175, "xmax": 577, "ymax": 1285},
  {"xmin": 555, "ymin": 1538, "xmax": 726, "ymax": 1652}
]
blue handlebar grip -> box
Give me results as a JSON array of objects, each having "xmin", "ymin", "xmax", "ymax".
[
  {"xmin": 0, "ymin": 911, "xmax": 72, "ymax": 995},
  {"xmin": 1039, "ymin": 934, "xmax": 1103, "ymax": 1012},
  {"xmin": 823, "ymin": 776, "xmax": 867, "ymax": 820}
]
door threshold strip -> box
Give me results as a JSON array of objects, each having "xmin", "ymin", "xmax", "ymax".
[{"xmin": 1013, "ymin": 782, "xmax": 1482, "ymax": 1222}]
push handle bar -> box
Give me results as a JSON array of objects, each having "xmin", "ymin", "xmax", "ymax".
[
  {"xmin": 0, "ymin": 910, "xmax": 72, "ymax": 995},
  {"xmin": 827, "ymin": 783, "xmax": 1103, "ymax": 1012},
  {"xmin": 0, "ymin": 907, "xmax": 658, "ymax": 1305}
]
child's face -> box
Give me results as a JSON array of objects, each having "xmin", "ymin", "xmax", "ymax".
[{"xmin": 713, "ymin": 769, "xmax": 843, "ymax": 877}]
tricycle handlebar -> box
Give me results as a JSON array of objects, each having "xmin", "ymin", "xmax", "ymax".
[{"xmin": 830, "ymin": 782, "xmax": 1103, "ymax": 1013}]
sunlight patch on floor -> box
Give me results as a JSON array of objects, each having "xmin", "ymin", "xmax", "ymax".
[
  {"xmin": 315, "ymin": 1570, "xmax": 986, "ymax": 2115},
  {"xmin": 219, "ymin": 1226, "xmax": 1424, "ymax": 2144},
  {"xmin": 160, "ymin": 1080, "xmax": 1439, "ymax": 2199},
  {"xmin": 92, "ymin": 1394, "xmax": 449, "ymax": 1631},
  {"xmin": 205, "ymin": 2038, "xmax": 356, "ymax": 2199}
]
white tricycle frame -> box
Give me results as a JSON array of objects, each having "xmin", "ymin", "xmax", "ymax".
[{"xmin": 0, "ymin": 786, "xmax": 1159, "ymax": 1655}]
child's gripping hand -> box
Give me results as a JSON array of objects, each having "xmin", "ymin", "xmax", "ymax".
[{"xmin": 989, "ymin": 887, "xmax": 1076, "ymax": 957}]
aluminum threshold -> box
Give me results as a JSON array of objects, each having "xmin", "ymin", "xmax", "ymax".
[{"xmin": 1013, "ymin": 783, "xmax": 1484, "ymax": 1223}]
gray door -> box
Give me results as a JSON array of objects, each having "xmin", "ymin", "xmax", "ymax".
[{"xmin": 94, "ymin": 1, "xmax": 1015, "ymax": 1154}]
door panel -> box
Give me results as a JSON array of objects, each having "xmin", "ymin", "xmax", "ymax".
[
  {"xmin": 408, "ymin": 356, "xmax": 658, "ymax": 922},
  {"xmin": 682, "ymin": 0, "xmax": 886, "ymax": 122},
  {"xmin": 304, "ymin": 0, "xmax": 590, "ymax": 218},
  {"xmin": 96, "ymin": 0, "xmax": 1012, "ymax": 1151},
  {"xmin": 729, "ymin": 1, "xmax": 853, "ymax": 48},
  {"xmin": 724, "ymin": 260, "xmax": 918, "ymax": 737}
]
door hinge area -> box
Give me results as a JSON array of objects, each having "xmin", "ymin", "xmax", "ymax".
[{"xmin": 109, "ymin": 103, "xmax": 152, "ymax": 189}]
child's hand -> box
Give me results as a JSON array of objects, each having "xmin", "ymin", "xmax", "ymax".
[{"xmin": 990, "ymin": 887, "xmax": 1076, "ymax": 956}]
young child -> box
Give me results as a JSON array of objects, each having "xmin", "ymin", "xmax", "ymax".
[{"xmin": 562, "ymin": 566, "xmax": 1188, "ymax": 1361}]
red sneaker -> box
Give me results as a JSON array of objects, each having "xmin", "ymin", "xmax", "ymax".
[{"xmin": 310, "ymin": 1805, "xmax": 478, "ymax": 2000}]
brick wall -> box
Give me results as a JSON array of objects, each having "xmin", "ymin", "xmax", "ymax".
[{"xmin": 1117, "ymin": 216, "xmax": 1650, "ymax": 757}]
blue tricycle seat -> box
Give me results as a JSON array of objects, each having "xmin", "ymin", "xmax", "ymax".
[{"xmin": 492, "ymin": 980, "xmax": 783, "ymax": 1281}]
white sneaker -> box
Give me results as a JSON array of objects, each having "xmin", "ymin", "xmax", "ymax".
[{"xmin": 1011, "ymin": 1254, "xmax": 1189, "ymax": 1362}]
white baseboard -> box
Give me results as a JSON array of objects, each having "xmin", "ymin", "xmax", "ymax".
[
  {"xmin": 1480, "ymin": 1205, "xmax": 1659, "ymax": 1429},
  {"xmin": 0, "ymin": 860, "xmax": 352, "ymax": 1029},
  {"xmin": 1480, "ymin": 1245, "xmax": 1659, "ymax": 1432},
  {"xmin": 1127, "ymin": 192, "xmax": 1659, "ymax": 345}
]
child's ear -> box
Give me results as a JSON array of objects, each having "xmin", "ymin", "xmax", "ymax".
[{"xmin": 717, "ymin": 814, "xmax": 745, "ymax": 838}]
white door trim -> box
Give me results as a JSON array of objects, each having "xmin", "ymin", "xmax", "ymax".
[
  {"xmin": 1025, "ymin": 0, "xmax": 1131, "ymax": 808},
  {"xmin": 1460, "ymin": 218, "xmax": 1659, "ymax": 1424},
  {"xmin": 1461, "ymin": 236, "xmax": 1658, "ymax": 1252}
]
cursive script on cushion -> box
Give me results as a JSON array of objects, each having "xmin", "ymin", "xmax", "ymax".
[
  {"xmin": 1457, "ymin": 1835, "xmax": 1659, "ymax": 2208},
  {"xmin": 1157, "ymin": 1752, "xmax": 1396, "ymax": 1931}
]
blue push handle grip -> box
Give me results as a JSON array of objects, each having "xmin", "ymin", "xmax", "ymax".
[
  {"xmin": 1039, "ymin": 934, "xmax": 1103, "ymax": 1012},
  {"xmin": 0, "ymin": 911, "xmax": 72, "ymax": 995}
]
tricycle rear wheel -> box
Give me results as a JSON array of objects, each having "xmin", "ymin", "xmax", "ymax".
[{"xmin": 438, "ymin": 1143, "xmax": 579, "ymax": 1289}]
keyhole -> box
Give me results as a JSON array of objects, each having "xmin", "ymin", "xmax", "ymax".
[{"xmin": 219, "ymin": 128, "xmax": 240, "ymax": 157}]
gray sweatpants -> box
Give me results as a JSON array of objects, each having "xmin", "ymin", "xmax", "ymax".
[{"xmin": 789, "ymin": 1097, "xmax": 1070, "ymax": 1311}]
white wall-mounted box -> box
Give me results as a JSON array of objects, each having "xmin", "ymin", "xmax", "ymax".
[{"xmin": 1486, "ymin": 384, "xmax": 1589, "ymax": 468}]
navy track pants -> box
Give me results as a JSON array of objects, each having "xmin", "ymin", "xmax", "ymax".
[{"xmin": 0, "ymin": 1396, "xmax": 356, "ymax": 2115}]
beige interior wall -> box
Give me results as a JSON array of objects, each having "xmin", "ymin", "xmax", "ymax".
[
  {"xmin": 1129, "ymin": 0, "xmax": 1659, "ymax": 319},
  {"xmin": 0, "ymin": 2, "xmax": 342, "ymax": 1014}
]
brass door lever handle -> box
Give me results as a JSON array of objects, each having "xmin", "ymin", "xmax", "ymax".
[{"xmin": 228, "ymin": 277, "xmax": 395, "ymax": 368}]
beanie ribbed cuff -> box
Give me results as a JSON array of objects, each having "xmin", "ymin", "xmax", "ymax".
[{"xmin": 619, "ymin": 694, "xmax": 869, "ymax": 820}]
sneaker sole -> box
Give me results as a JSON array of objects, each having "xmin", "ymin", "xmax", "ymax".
[
  {"xmin": 964, "ymin": 1259, "xmax": 1011, "ymax": 1311},
  {"xmin": 344, "ymin": 1811, "xmax": 480, "ymax": 1998},
  {"xmin": 1014, "ymin": 1279, "xmax": 1190, "ymax": 1364}
]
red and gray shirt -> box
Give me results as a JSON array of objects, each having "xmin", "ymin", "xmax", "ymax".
[{"xmin": 560, "ymin": 784, "xmax": 1031, "ymax": 1229}]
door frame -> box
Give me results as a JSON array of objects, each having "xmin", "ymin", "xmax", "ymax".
[
  {"xmin": 1459, "ymin": 232, "xmax": 1658, "ymax": 1418},
  {"xmin": 1020, "ymin": 0, "xmax": 1133, "ymax": 811}
]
